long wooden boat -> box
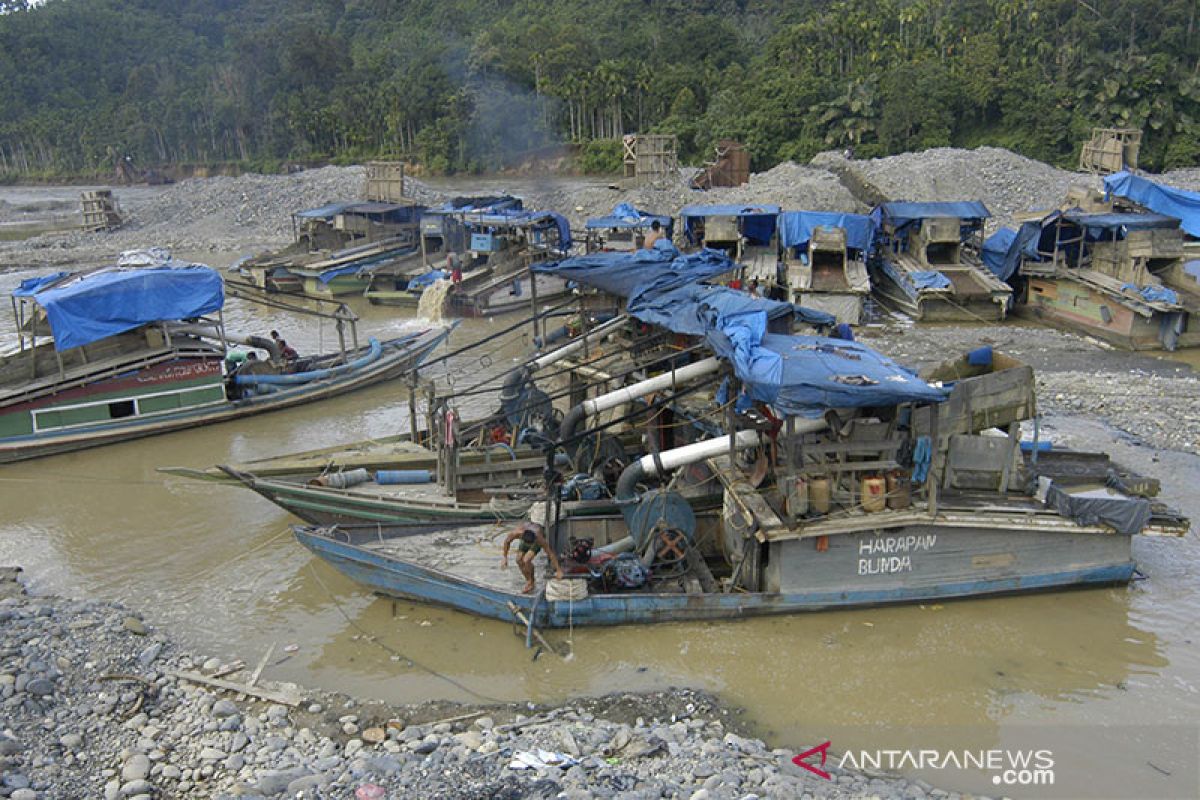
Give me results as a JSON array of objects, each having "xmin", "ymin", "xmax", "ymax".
[
  {"xmin": 780, "ymin": 211, "xmax": 873, "ymax": 326},
  {"xmin": 0, "ymin": 263, "xmax": 451, "ymax": 463},
  {"xmin": 292, "ymin": 245, "xmax": 1187, "ymax": 626},
  {"xmin": 871, "ymin": 202, "xmax": 1011, "ymax": 321}
]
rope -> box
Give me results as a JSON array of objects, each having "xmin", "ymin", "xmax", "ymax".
[{"xmin": 306, "ymin": 562, "xmax": 503, "ymax": 703}]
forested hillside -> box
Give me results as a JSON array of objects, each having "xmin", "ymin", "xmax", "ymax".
[{"xmin": 1, "ymin": 0, "xmax": 1198, "ymax": 177}]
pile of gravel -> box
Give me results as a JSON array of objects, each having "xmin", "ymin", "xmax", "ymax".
[
  {"xmin": 818, "ymin": 147, "xmax": 1096, "ymax": 230},
  {"xmin": 527, "ymin": 162, "xmax": 864, "ymax": 230},
  {"xmin": 0, "ymin": 569, "xmax": 965, "ymax": 800}
]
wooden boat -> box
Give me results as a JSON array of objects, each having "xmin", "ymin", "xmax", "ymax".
[
  {"xmin": 1001, "ymin": 208, "xmax": 1200, "ymax": 350},
  {"xmin": 679, "ymin": 203, "xmax": 781, "ymax": 289},
  {"xmin": 871, "ymin": 202, "xmax": 1011, "ymax": 321},
  {"xmin": 293, "ymin": 242, "xmax": 1187, "ymax": 625},
  {"xmin": 0, "ymin": 263, "xmax": 451, "ymax": 463},
  {"xmin": 779, "ymin": 211, "xmax": 873, "ymax": 325},
  {"xmin": 237, "ymin": 201, "xmax": 425, "ymax": 298},
  {"xmin": 295, "ymin": 349, "xmax": 1187, "ymax": 626}
]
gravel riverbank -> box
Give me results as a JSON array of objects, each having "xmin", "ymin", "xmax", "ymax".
[{"xmin": 0, "ymin": 568, "xmax": 979, "ymax": 800}]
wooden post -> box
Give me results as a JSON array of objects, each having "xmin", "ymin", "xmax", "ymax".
[
  {"xmin": 407, "ymin": 371, "xmax": 419, "ymax": 443},
  {"xmin": 529, "ymin": 260, "xmax": 541, "ymax": 343},
  {"xmin": 927, "ymin": 401, "xmax": 940, "ymax": 517}
]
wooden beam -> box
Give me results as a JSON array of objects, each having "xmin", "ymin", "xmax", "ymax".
[{"xmin": 168, "ymin": 669, "xmax": 301, "ymax": 706}]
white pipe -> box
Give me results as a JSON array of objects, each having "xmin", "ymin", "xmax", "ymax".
[
  {"xmin": 532, "ymin": 314, "xmax": 627, "ymax": 370},
  {"xmin": 636, "ymin": 417, "xmax": 827, "ymax": 477},
  {"xmin": 637, "ymin": 429, "xmax": 762, "ymax": 477},
  {"xmin": 582, "ymin": 357, "xmax": 721, "ymax": 416}
]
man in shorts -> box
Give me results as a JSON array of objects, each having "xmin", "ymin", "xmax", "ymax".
[{"xmin": 501, "ymin": 520, "xmax": 563, "ymax": 594}]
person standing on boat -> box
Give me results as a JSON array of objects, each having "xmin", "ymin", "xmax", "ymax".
[
  {"xmin": 501, "ymin": 521, "xmax": 563, "ymax": 594},
  {"xmin": 642, "ymin": 219, "xmax": 665, "ymax": 249},
  {"xmin": 445, "ymin": 251, "xmax": 464, "ymax": 285}
]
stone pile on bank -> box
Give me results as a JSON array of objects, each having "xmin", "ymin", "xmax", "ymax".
[{"xmin": 0, "ymin": 569, "xmax": 969, "ymax": 800}]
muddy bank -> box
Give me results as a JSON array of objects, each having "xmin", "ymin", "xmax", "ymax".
[{"xmin": 0, "ymin": 569, "xmax": 970, "ymax": 800}]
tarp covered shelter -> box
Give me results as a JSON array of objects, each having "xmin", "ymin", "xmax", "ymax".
[
  {"xmin": 779, "ymin": 211, "xmax": 874, "ymax": 253},
  {"xmin": 586, "ymin": 203, "xmax": 673, "ymax": 237},
  {"xmin": 536, "ymin": 243, "xmax": 943, "ymax": 415},
  {"xmin": 1103, "ymin": 171, "xmax": 1200, "ymax": 238},
  {"xmin": 679, "ymin": 204, "xmax": 780, "ymax": 247},
  {"xmin": 14, "ymin": 265, "xmax": 225, "ymax": 351}
]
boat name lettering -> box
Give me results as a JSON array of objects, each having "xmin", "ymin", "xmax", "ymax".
[
  {"xmin": 136, "ymin": 362, "xmax": 217, "ymax": 383},
  {"xmin": 858, "ymin": 534, "xmax": 936, "ymax": 555},
  {"xmin": 858, "ymin": 556, "xmax": 912, "ymax": 575}
]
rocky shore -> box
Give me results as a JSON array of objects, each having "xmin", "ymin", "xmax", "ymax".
[{"xmin": 0, "ymin": 568, "xmax": 979, "ymax": 800}]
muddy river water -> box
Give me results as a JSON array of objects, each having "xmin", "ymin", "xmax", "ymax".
[{"xmin": 0, "ymin": 198, "xmax": 1198, "ymax": 796}]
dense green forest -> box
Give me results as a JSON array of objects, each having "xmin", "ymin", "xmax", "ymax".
[{"xmin": 1, "ymin": 0, "xmax": 1199, "ymax": 177}]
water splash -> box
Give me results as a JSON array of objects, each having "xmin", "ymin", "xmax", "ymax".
[{"xmin": 417, "ymin": 278, "xmax": 452, "ymax": 322}]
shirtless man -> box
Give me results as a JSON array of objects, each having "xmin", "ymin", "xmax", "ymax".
[
  {"xmin": 642, "ymin": 219, "xmax": 665, "ymax": 249},
  {"xmin": 501, "ymin": 521, "xmax": 563, "ymax": 594}
]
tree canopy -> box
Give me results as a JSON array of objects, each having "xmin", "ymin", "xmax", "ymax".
[{"xmin": 1, "ymin": 0, "xmax": 1198, "ymax": 176}]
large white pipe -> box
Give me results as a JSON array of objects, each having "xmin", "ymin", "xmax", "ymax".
[
  {"xmin": 582, "ymin": 357, "xmax": 721, "ymax": 416},
  {"xmin": 531, "ymin": 314, "xmax": 627, "ymax": 370},
  {"xmin": 635, "ymin": 428, "xmax": 762, "ymax": 477}
]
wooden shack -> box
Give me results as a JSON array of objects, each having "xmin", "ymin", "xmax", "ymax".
[
  {"xmin": 364, "ymin": 161, "xmax": 406, "ymax": 203},
  {"xmin": 691, "ymin": 140, "xmax": 750, "ymax": 189},
  {"xmin": 1080, "ymin": 128, "xmax": 1141, "ymax": 174},
  {"xmin": 622, "ymin": 135, "xmax": 678, "ymax": 186},
  {"xmin": 79, "ymin": 190, "xmax": 123, "ymax": 233}
]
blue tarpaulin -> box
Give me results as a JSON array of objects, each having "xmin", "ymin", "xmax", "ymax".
[
  {"xmin": 778, "ymin": 211, "xmax": 873, "ymax": 253},
  {"xmin": 1122, "ymin": 283, "xmax": 1180, "ymax": 305},
  {"xmin": 981, "ymin": 227, "xmax": 1019, "ymax": 280},
  {"xmin": 431, "ymin": 196, "xmax": 523, "ymax": 214},
  {"xmin": 585, "ymin": 203, "xmax": 673, "ymax": 236},
  {"xmin": 1104, "ymin": 171, "xmax": 1200, "ymax": 238},
  {"xmin": 679, "ymin": 204, "xmax": 780, "ymax": 246},
  {"xmin": 629, "ymin": 282, "xmax": 831, "ymax": 335},
  {"xmin": 533, "ymin": 241, "xmax": 736, "ymax": 298},
  {"xmin": 705, "ymin": 313, "xmax": 946, "ymax": 415},
  {"xmin": 408, "ymin": 270, "xmax": 447, "ymax": 289},
  {"xmin": 455, "ymin": 209, "xmax": 572, "ymax": 251},
  {"xmin": 872, "ymin": 201, "xmax": 991, "ymax": 230},
  {"xmin": 911, "ymin": 270, "xmax": 951, "ymax": 290},
  {"xmin": 17, "ymin": 265, "xmax": 225, "ymax": 351},
  {"xmin": 13, "ymin": 271, "xmax": 70, "ymax": 297},
  {"xmin": 294, "ymin": 202, "xmax": 353, "ymax": 220},
  {"xmin": 536, "ymin": 244, "xmax": 944, "ymax": 415}
]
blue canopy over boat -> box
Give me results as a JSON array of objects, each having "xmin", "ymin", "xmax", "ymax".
[
  {"xmin": 1104, "ymin": 171, "xmax": 1200, "ymax": 238},
  {"xmin": 779, "ymin": 211, "xmax": 873, "ymax": 252},
  {"xmin": 707, "ymin": 314, "xmax": 947, "ymax": 415},
  {"xmin": 586, "ymin": 203, "xmax": 673, "ymax": 236},
  {"xmin": 983, "ymin": 209, "xmax": 1184, "ymax": 282},
  {"xmin": 872, "ymin": 201, "xmax": 991, "ymax": 229},
  {"xmin": 679, "ymin": 204, "xmax": 779, "ymax": 246},
  {"xmin": 427, "ymin": 196, "xmax": 523, "ymax": 215},
  {"xmin": 14, "ymin": 265, "xmax": 225, "ymax": 351},
  {"xmin": 536, "ymin": 244, "xmax": 942, "ymax": 414}
]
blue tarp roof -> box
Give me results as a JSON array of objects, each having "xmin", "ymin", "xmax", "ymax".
[
  {"xmin": 779, "ymin": 211, "xmax": 873, "ymax": 252},
  {"xmin": 429, "ymin": 196, "xmax": 523, "ymax": 215},
  {"xmin": 679, "ymin": 204, "xmax": 781, "ymax": 219},
  {"xmin": 455, "ymin": 209, "xmax": 572, "ymax": 250},
  {"xmin": 873, "ymin": 201, "xmax": 991, "ymax": 229},
  {"xmin": 295, "ymin": 202, "xmax": 353, "ymax": 219},
  {"xmin": 706, "ymin": 317, "xmax": 947, "ymax": 416},
  {"xmin": 585, "ymin": 203, "xmax": 672, "ymax": 231},
  {"xmin": 1104, "ymin": 171, "xmax": 1200, "ymax": 238},
  {"xmin": 983, "ymin": 207, "xmax": 1186, "ymax": 283},
  {"xmin": 536, "ymin": 244, "xmax": 941, "ymax": 414},
  {"xmin": 679, "ymin": 204, "xmax": 779, "ymax": 247},
  {"xmin": 1064, "ymin": 210, "xmax": 1180, "ymax": 232},
  {"xmin": 533, "ymin": 241, "xmax": 737, "ymax": 297},
  {"xmin": 14, "ymin": 265, "xmax": 225, "ymax": 351},
  {"xmin": 982, "ymin": 227, "xmax": 1019, "ymax": 280}
]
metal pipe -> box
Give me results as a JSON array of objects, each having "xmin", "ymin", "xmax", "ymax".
[
  {"xmin": 559, "ymin": 357, "xmax": 721, "ymax": 450},
  {"xmin": 531, "ymin": 313, "xmax": 626, "ymax": 370},
  {"xmin": 616, "ymin": 429, "xmax": 762, "ymax": 501}
]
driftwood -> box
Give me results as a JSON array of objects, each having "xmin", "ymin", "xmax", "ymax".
[{"xmin": 168, "ymin": 669, "xmax": 301, "ymax": 706}]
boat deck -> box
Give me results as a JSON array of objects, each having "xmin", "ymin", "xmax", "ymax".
[{"xmin": 359, "ymin": 522, "xmax": 537, "ymax": 594}]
